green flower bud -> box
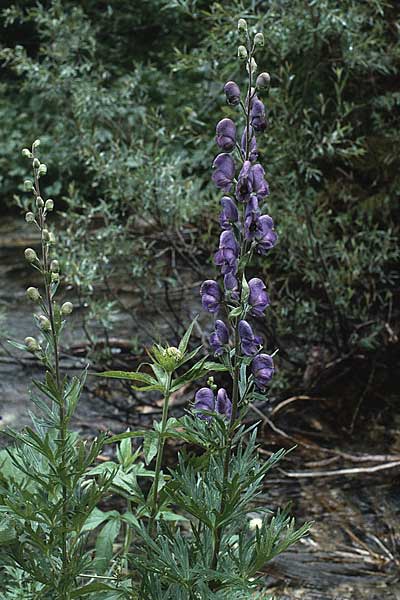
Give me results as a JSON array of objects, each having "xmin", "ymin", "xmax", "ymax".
[
  {"xmin": 38, "ymin": 315, "xmax": 51, "ymax": 331},
  {"xmin": 256, "ymin": 72, "xmax": 271, "ymax": 89},
  {"xmin": 238, "ymin": 45, "xmax": 248, "ymax": 60},
  {"xmin": 42, "ymin": 229, "xmax": 50, "ymax": 242},
  {"xmin": 32, "ymin": 139, "xmax": 41, "ymax": 149},
  {"xmin": 36, "ymin": 196, "xmax": 44, "ymax": 209},
  {"xmin": 33, "ymin": 158, "xmax": 40, "ymax": 168},
  {"xmin": 38, "ymin": 164, "xmax": 47, "ymax": 176},
  {"xmin": 237, "ymin": 19, "xmax": 247, "ymax": 33},
  {"xmin": 48, "ymin": 232, "xmax": 56, "ymax": 244},
  {"xmin": 246, "ymin": 57, "xmax": 257, "ymax": 75},
  {"xmin": 151, "ymin": 344, "xmax": 182, "ymax": 372},
  {"xmin": 61, "ymin": 301, "xmax": 73, "ymax": 316},
  {"xmin": 254, "ymin": 32, "xmax": 264, "ymax": 47},
  {"xmin": 207, "ymin": 376, "xmax": 217, "ymax": 391},
  {"xmin": 25, "ymin": 336, "xmax": 39, "ymax": 352},
  {"xmin": 22, "ymin": 148, "xmax": 32, "ymax": 158},
  {"xmin": 24, "ymin": 248, "xmax": 38, "ymax": 263},
  {"xmin": 51, "ymin": 272, "xmax": 60, "ymax": 284},
  {"xmin": 45, "ymin": 199, "xmax": 54, "ymax": 211},
  {"xmin": 24, "ymin": 179, "xmax": 33, "ymax": 191},
  {"xmin": 26, "ymin": 287, "xmax": 41, "ymax": 302},
  {"xmin": 50, "ymin": 259, "xmax": 59, "ymax": 272},
  {"xmin": 25, "ymin": 212, "xmax": 35, "ymax": 223}
]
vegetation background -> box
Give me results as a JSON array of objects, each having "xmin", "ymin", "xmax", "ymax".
[{"xmin": 0, "ymin": 1, "xmax": 399, "ymax": 597}]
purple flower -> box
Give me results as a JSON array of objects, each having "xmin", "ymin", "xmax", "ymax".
[
  {"xmin": 200, "ymin": 280, "xmax": 221, "ymax": 313},
  {"xmin": 238, "ymin": 320, "xmax": 263, "ymax": 356},
  {"xmin": 252, "ymin": 164, "xmax": 269, "ymax": 199},
  {"xmin": 194, "ymin": 387, "xmax": 215, "ymax": 420},
  {"xmin": 255, "ymin": 215, "xmax": 278, "ymax": 254},
  {"xmin": 251, "ymin": 96, "xmax": 267, "ymax": 132},
  {"xmin": 214, "ymin": 230, "xmax": 239, "ymax": 275},
  {"xmin": 212, "ymin": 153, "xmax": 235, "ymax": 192},
  {"xmin": 223, "ymin": 81, "xmax": 241, "ymax": 106},
  {"xmin": 224, "ymin": 273, "xmax": 240, "ymax": 301},
  {"xmin": 236, "ymin": 160, "xmax": 253, "ymax": 202},
  {"xmin": 244, "ymin": 196, "xmax": 261, "ymax": 241},
  {"xmin": 194, "ymin": 387, "xmax": 232, "ymax": 420},
  {"xmin": 215, "ymin": 388, "xmax": 232, "ymax": 419},
  {"xmin": 216, "ymin": 119, "xmax": 236, "ymax": 152},
  {"xmin": 241, "ymin": 126, "xmax": 258, "ymax": 162},
  {"xmin": 248, "ymin": 278, "xmax": 270, "ymax": 317},
  {"xmin": 219, "ymin": 196, "xmax": 239, "ymax": 229},
  {"xmin": 252, "ymin": 354, "xmax": 274, "ymax": 390},
  {"xmin": 209, "ymin": 320, "xmax": 229, "ymax": 356}
]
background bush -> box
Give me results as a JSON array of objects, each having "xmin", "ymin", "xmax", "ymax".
[{"xmin": 1, "ymin": 0, "xmax": 399, "ymax": 389}]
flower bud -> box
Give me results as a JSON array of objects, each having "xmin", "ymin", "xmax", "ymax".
[
  {"xmin": 24, "ymin": 180, "xmax": 33, "ymax": 191},
  {"xmin": 223, "ymin": 81, "xmax": 241, "ymax": 106},
  {"xmin": 256, "ymin": 72, "xmax": 271, "ymax": 89},
  {"xmin": 32, "ymin": 139, "xmax": 41, "ymax": 149},
  {"xmin": 33, "ymin": 158, "xmax": 40, "ymax": 168},
  {"xmin": 50, "ymin": 259, "xmax": 59, "ymax": 273},
  {"xmin": 51, "ymin": 272, "xmax": 60, "ymax": 284},
  {"xmin": 246, "ymin": 57, "xmax": 257, "ymax": 75},
  {"xmin": 25, "ymin": 212, "xmax": 35, "ymax": 223},
  {"xmin": 45, "ymin": 199, "xmax": 54, "ymax": 211},
  {"xmin": 42, "ymin": 229, "xmax": 50, "ymax": 242},
  {"xmin": 24, "ymin": 248, "xmax": 38, "ymax": 263},
  {"xmin": 22, "ymin": 148, "xmax": 32, "ymax": 158},
  {"xmin": 207, "ymin": 376, "xmax": 217, "ymax": 391},
  {"xmin": 237, "ymin": 19, "xmax": 247, "ymax": 33},
  {"xmin": 61, "ymin": 302, "xmax": 73, "ymax": 316},
  {"xmin": 254, "ymin": 32, "xmax": 264, "ymax": 47},
  {"xmin": 38, "ymin": 164, "xmax": 47, "ymax": 176},
  {"xmin": 25, "ymin": 336, "xmax": 39, "ymax": 352},
  {"xmin": 36, "ymin": 196, "xmax": 44, "ymax": 209},
  {"xmin": 48, "ymin": 232, "xmax": 56, "ymax": 244},
  {"xmin": 26, "ymin": 287, "xmax": 41, "ymax": 302},
  {"xmin": 38, "ymin": 315, "xmax": 51, "ymax": 331},
  {"xmin": 238, "ymin": 45, "xmax": 248, "ymax": 60}
]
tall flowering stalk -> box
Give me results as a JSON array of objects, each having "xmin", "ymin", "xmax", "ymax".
[{"xmin": 198, "ymin": 21, "xmax": 284, "ymax": 577}]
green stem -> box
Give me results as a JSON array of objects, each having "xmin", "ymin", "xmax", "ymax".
[{"xmin": 148, "ymin": 371, "xmax": 172, "ymax": 535}]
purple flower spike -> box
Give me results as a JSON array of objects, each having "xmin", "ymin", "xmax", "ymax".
[
  {"xmin": 248, "ymin": 278, "xmax": 270, "ymax": 317},
  {"xmin": 224, "ymin": 273, "xmax": 240, "ymax": 301},
  {"xmin": 209, "ymin": 320, "xmax": 229, "ymax": 356},
  {"xmin": 241, "ymin": 126, "xmax": 258, "ymax": 162},
  {"xmin": 224, "ymin": 81, "xmax": 241, "ymax": 106},
  {"xmin": 255, "ymin": 215, "xmax": 278, "ymax": 254},
  {"xmin": 236, "ymin": 160, "xmax": 253, "ymax": 202},
  {"xmin": 200, "ymin": 280, "xmax": 221, "ymax": 313},
  {"xmin": 238, "ymin": 320, "xmax": 263, "ymax": 356},
  {"xmin": 216, "ymin": 388, "xmax": 232, "ymax": 419},
  {"xmin": 194, "ymin": 387, "xmax": 215, "ymax": 420},
  {"xmin": 220, "ymin": 196, "xmax": 239, "ymax": 230},
  {"xmin": 251, "ymin": 96, "xmax": 267, "ymax": 132},
  {"xmin": 214, "ymin": 230, "xmax": 239, "ymax": 275},
  {"xmin": 252, "ymin": 354, "xmax": 274, "ymax": 390},
  {"xmin": 216, "ymin": 118, "xmax": 236, "ymax": 152},
  {"xmin": 244, "ymin": 196, "xmax": 261, "ymax": 241},
  {"xmin": 252, "ymin": 164, "xmax": 269, "ymax": 199},
  {"xmin": 212, "ymin": 153, "xmax": 235, "ymax": 192}
]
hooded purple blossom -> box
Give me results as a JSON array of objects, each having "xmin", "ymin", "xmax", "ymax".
[
  {"xmin": 194, "ymin": 387, "xmax": 215, "ymax": 420},
  {"xmin": 212, "ymin": 153, "xmax": 235, "ymax": 192},
  {"xmin": 236, "ymin": 162, "xmax": 269, "ymax": 202},
  {"xmin": 241, "ymin": 126, "xmax": 258, "ymax": 162},
  {"xmin": 224, "ymin": 273, "xmax": 240, "ymax": 301},
  {"xmin": 252, "ymin": 164, "xmax": 269, "ymax": 199},
  {"xmin": 194, "ymin": 387, "xmax": 232, "ymax": 420},
  {"xmin": 238, "ymin": 320, "xmax": 263, "ymax": 356},
  {"xmin": 214, "ymin": 230, "xmax": 239, "ymax": 275},
  {"xmin": 216, "ymin": 119, "xmax": 236, "ymax": 152},
  {"xmin": 216, "ymin": 388, "xmax": 232, "ymax": 419},
  {"xmin": 219, "ymin": 196, "xmax": 239, "ymax": 230},
  {"xmin": 251, "ymin": 96, "xmax": 267, "ymax": 132},
  {"xmin": 252, "ymin": 354, "xmax": 274, "ymax": 390},
  {"xmin": 244, "ymin": 196, "xmax": 261, "ymax": 241},
  {"xmin": 223, "ymin": 81, "xmax": 241, "ymax": 106},
  {"xmin": 248, "ymin": 278, "xmax": 270, "ymax": 317},
  {"xmin": 200, "ymin": 280, "xmax": 221, "ymax": 313},
  {"xmin": 255, "ymin": 215, "xmax": 278, "ymax": 254},
  {"xmin": 209, "ymin": 320, "xmax": 229, "ymax": 356}
]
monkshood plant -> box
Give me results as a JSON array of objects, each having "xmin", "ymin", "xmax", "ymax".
[
  {"xmin": 98, "ymin": 19, "xmax": 311, "ymax": 599},
  {"xmin": 0, "ymin": 142, "xmax": 125, "ymax": 599}
]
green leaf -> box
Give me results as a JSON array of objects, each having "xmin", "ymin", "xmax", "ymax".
[
  {"xmin": 92, "ymin": 370, "xmax": 158, "ymax": 386},
  {"xmin": 228, "ymin": 306, "xmax": 242, "ymax": 318},
  {"xmin": 82, "ymin": 507, "xmax": 120, "ymax": 532},
  {"xmin": 94, "ymin": 518, "xmax": 121, "ymax": 574},
  {"xmin": 70, "ymin": 583, "xmax": 118, "ymax": 597},
  {"xmin": 143, "ymin": 431, "xmax": 159, "ymax": 465},
  {"xmin": 178, "ymin": 315, "xmax": 198, "ymax": 354},
  {"xmin": 0, "ymin": 519, "xmax": 17, "ymax": 544}
]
